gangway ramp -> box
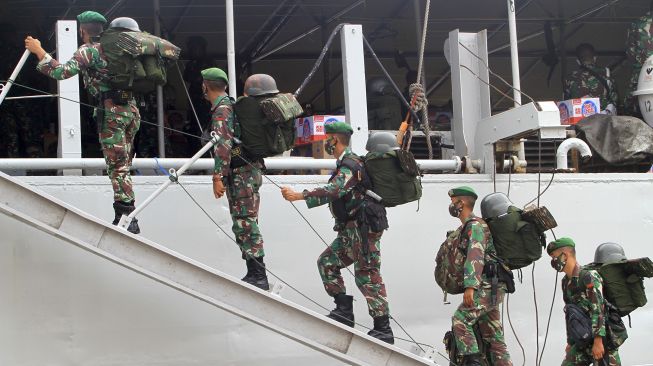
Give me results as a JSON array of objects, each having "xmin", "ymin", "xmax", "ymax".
[{"xmin": 0, "ymin": 171, "xmax": 433, "ymax": 366}]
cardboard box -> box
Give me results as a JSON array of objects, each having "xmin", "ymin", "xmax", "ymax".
[
  {"xmin": 557, "ymin": 98, "xmax": 600, "ymax": 125},
  {"xmin": 295, "ymin": 115, "xmax": 346, "ymax": 145}
]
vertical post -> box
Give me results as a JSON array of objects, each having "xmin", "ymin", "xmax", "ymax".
[
  {"xmin": 225, "ymin": 0, "xmax": 237, "ymax": 98},
  {"xmin": 321, "ymin": 20, "xmax": 331, "ymax": 112},
  {"xmin": 340, "ymin": 25, "xmax": 368, "ymax": 153},
  {"xmin": 507, "ymin": 0, "xmax": 522, "ymax": 106},
  {"xmin": 56, "ymin": 20, "xmax": 82, "ymax": 175},
  {"xmin": 154, "ymin": 0, "xmax": 165, "ymax": 158}
]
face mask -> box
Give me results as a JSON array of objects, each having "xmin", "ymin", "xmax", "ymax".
[
  {"xmin": 550, "ymin": 253, "xmax": 567, "ymax": 272},
  {"xmin": 324, "ymin": 137, "xmax": 336, "ymax": 155},
  {"xmin": 448, "ymin": 202, "xmax": 463, "ymax": 218}
]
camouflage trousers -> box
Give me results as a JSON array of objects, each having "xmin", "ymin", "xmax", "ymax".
[
  {"xmin": 99, "ymin": 98, "xmax": 140, "ymax": 203},
  {"xmin": 317, "ymin": 221, "xmax": 389, "ymax": 318},
  {"xmin": 562, "ymin": 344, "xmax": 620, "ymax": 366},
  {"xmin": 453, "ymin": 286, "xmax": 512, "ymax": 366},
  {"xmin": 226, "ymin": 163, "xmax": 265, "ymax": 259},
  {"xmin": 0, "ymin": 101, "xmax": 35, "ymax": 158}
]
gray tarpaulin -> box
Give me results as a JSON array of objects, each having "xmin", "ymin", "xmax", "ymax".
[{"xmin": 575, "ymin": 114, "xmax": 653, "ymax": 165}]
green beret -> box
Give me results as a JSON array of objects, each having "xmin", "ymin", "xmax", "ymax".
[
  {"xmin": 77, "ymin": 11, "xmax": 107, "ymax": 24},
  {"xmin": 201, "ymin": 67, "xmax": 228, "ymax": 83},
  {"xmin": 325, "ymin": 122, "xmax": 353, "ymax": 135},
  {"xmin": 547, "ymin": 237, "xmax": 576, "ymax": 254},
  {"xmin": 448, "ymin": 186, "xmax": 477, "ymax": 199}
]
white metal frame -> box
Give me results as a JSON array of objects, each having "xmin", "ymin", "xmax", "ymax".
[{"xmin": 341, "ymin": 24, "xmax": 369, "ymax": 153}]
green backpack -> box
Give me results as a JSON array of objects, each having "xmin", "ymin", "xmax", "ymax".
[
  {"xmin": 100, "ymin": 29, "xmax": 180, "ymax": 93},
  {"xmin": 233, "ymin": 95, "xmax": 297, "ymax": 160},
  {"xmin": 484, "ymin": 206, "xmax": 545, "ymax": 270},
  {"xmin": 363, "ymin": 149, "xmax": 422, "ymax": 207},
  {"xmin": 585, "ymin": 257, "xmax": 653, "ymax": 317}
]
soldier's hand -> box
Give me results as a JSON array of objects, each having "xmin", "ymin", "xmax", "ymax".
[
  {"xmin": 463, "ymin": 287, "xmax": 475, "ymax": 307},
  {"xmin": 281, "ymin": 187, "xmax": 303, "ymax": 202},
  {"xmin": 213, "ymin": 178, "xmax": 226, "ymax": 199},
  {"xmin": 25, "ymin": 36, "xmax": 46, "ymax": 60},
  {"xmin": 592, "ymin": 336, "xmax": 604, "ymax": 360}
]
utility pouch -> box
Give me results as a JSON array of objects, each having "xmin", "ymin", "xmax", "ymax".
[
  {"xmin": 498, "ymin": 263, "xmax": 516, "ymax": 294},
  {"xmin": 362, "ymin": 200, "xmax": 389, "ymax": 233},
  {"xmin": 106, "ymin": 89, "xmax": 133, "ymax": 105},
  {"xmin": 604, "ymin": 302, "xmax": 628, "ymax": 350},
  {"xmin": 564, "ymin": 303, "xmax": 594, "ymax": 348}
]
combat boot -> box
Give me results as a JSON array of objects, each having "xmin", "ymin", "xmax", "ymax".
[
  {"xmin": 327, "ymin": 293, "xmax": 355, "ymax": 327},
  {"xmin": 462, "ymin": 354, "xmax": 483, "ymax": 366},
  {"xmin": 242, "ymin": 257, "xmax": 269, "ymax": 291},
  {"xmin": 367, "ymin": 315, "xmax": 394, "ymax": 344},
  {"xmin": 112, "ymin": 201, "xmax": 140, "ymax": 234}
]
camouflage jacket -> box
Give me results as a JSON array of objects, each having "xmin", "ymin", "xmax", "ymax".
[
  {"xmin": 455, "ymin": 215, "xmax": 495, "ymax": 289},
  {"xmin": 36, "ymin": 42, "xmax": 109, "ymax": 98},
  {"xmin": 626, "ymin": 13, "xmax": 653, "ymax": 77},
  {"xmin": 304, "ymin": 148, "xmax": 366, "ymax": 224},
  {"xmin": 563, "ymin": 64, "xmax": 618, "ymax": 109},
  {"xmin": 562, "ymin": 266, "xmax": 606, "ymax": 338},
  {"xmin": 209, "ymin": 95, "xmax": 235, "ymax": 177}
]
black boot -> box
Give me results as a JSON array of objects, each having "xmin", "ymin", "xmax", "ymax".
[
  {"xmin": 367, "ymin": 315, "xmax": 394, "ymax": 344},
  {"xmin": 112, "ymin": 201, "xmax": 140, "ymax": 234},
  {"xmin": 462, "ymin": 354, "xmax": 483, "ymax": 366},
  {"xmin": 327, "ymin": 293, "xmax": 355, "ymax": 327},
  {"xmin": 242, "ymin": 257, "xmax": 269, "ymax": 290}
]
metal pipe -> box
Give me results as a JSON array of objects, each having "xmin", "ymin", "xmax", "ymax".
[
  {"xmin": 4, "ymin": 94, "xmax": 58, "ymax": 100},
  {"xmin": 225, "ymin": 0, "xmax": 237, "ymax": 98},
  {"xmin": 154, "ymin": 0, "xmax": 165, "ymax": 158},
  {"xmin": 556, "ymin": 138, "xmax": 592, "ymax": 170},
  {"xmin": 0, "ymin": 50, "xmax": 30, "ymax": 106},
  {"xmin": 507, "ymin": 0, "xmax": 522, "ymax": 107}
]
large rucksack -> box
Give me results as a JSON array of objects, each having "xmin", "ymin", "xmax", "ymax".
[
  {"xmin": 363, "ymin": 149, "xmax": 422, "ymax": 207},
  {"xmin": 100, "ymin": 29, "xmax": 180, "ymax": 93},
  {"xmin": 233, "ymin": 94, "xmax": 301, "ymax": 160}
]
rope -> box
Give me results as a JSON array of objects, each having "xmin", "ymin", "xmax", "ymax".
[
  {"xmin": 175, "ymin": 61, "xmax": 204, "ymax": 135},
  {"xmin": 532, "ymin": 262, "xmax": 541, "ymax": 366},
  {"xmin": 538, "ymin": 271, "xmax": 559, "ymax": 366},
  {"xmin": 415, "ymin": 0, "xmax": 433, "ymax": 159},
  {"xmin": 294, "ymin": 23, "xmax": 345, "ymax": 98},
  {"xmin": 506, "ymin": 293, "xmax": 526, "ymax": 366}
]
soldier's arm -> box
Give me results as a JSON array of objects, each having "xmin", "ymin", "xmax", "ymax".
[
  {"xmin": 211, "ymin": 105, "xmax": 234, "ymax": 177},
  {"xmin": 37, "ymin": 45, "xmax": 97, "ymax": 80},
  {"xmin": 625, "ymin": 20, "xmax": 641, "ymax": 62},
  {"xmin": 562, "ymin": 77, "xmax": 572, "ymax": 100},
  {"xmin": 585, "ymin": 271, "xmax": 607, "ymax": 337},
  {"xmin": 463, "ymin": 221, "xmax": 486, "ymax": 289},
  {"xmin": 304, "ymin": 166, "xmax": 356, "ymax": 208}
]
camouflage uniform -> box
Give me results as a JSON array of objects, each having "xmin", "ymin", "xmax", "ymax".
[
  {"xmin": 563, "ymin": 63, "xmax": 618, "ymax": 111},
  {"xmin": 451, "ymin": 216, "xmax": 512, "ymax": 366},
  {"xmin": 561, "ymin": 267, "xmax": 621, "ymax": 366},
  {"xmin": 210, "ymin": 95, "xmax": 265, "ymax": 259},
  {"xmin": 37, "ymin": 44, "xmax": 141, "ymax": 203},
  {"xmin": 625, "ymin": 12, "xmax": 653, "ymax": 114},
  {"xmin": 303, "ymin": 149, "xmax": 389, "ymax": 318}
]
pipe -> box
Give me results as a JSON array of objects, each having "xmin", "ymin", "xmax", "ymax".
[
  {"xmin": 154, "ymin": 0, "xmax": 165, "ymax": 158},
  {"xmin": 556, "ymin": 138, "xmax": 592, "ymax": 170},
  {"xmin": 0, "ymin": 50, "xmax": 30, "ymax": 106},
  {"xmin": 4, "ymin": 94, "xmax": 58, "ymax": 100},
  {"xmin": 506, "ymin": 0, "xmax": 521, "ymax": 107},
  {"xmin": 225, "ymin": 0, "xmax": 237, "ymax": 98}
]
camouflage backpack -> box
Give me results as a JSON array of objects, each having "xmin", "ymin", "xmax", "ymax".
[
  {"xmin": 435, "ymin": 220, "xmax": 478, "ymax": 295},
  {"xmin": 100, "ymin": 29, "xmax": 180, "ymax": 93}
]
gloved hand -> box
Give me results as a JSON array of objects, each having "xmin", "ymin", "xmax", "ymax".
[
  {"xmin": 602, "ymin": 103, "xmax": 617, "ymax": 115},
  {"xmin": 409, "ymin": 83, "xmax": 428, "ymax": 112}
]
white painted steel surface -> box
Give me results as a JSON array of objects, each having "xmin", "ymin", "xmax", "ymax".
[
  {"xmin": 0, "ymin": 50, "xmax": 30, "ymax": 105},
  {"xmin": 1, "ymin": 173, "xmax": 652, "ymax": 365},
  {"xmin": 225, "ymin": 0, "xmax": 237, "ymax": 98},
  {"xmin": 506, "ymin": 0, "xmax": 522, "ymax": 106},
  {"xmin": 0, "ymin": 172, "xmax": 431, "ymax": 366},
  {"xmin": 341, "ymin": 25, "xmax": 369, "ymax": 153},
  {"xmin": 556, "ymin": 138, "xmax": 592, "ymax": 170}
]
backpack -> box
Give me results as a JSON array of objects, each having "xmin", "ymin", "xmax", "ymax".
[
  {"xmin": 443, "ymin": 325, "xmax": 490, "ymax": 366},
  {"xmin": 363, "ymin": 149, "xmax": 422, "ymax": 207},
  {"xmin": 585, "ymin": 257, "xmax": 653, "ymax": 317},
  {"xmin": 233, "ymin": 94, "xmax": 300, "ymax": 160},
  {"xmin": 484, "ymin": 205, "xmax": 546, "ymax": 270},
  {"xmin": 100, "ymin": 29, "xmax": 180, "ymax": 93}
]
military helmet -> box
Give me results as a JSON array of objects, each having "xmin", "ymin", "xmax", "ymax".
[
  {"xmin": 480, "ymin": 192, "xmax": 513, "ymax": 219},
  {"xmin": 367, "ymin": 77, "xmax": 393, "ymax": 96},
  {"xmin": 594, "ymin": 242, "xmax": 627, "ymax": 264},
  {"xmin": 109, "ymin": 17, "xmax": 140, "ymax": 32},
  {"xmin": 244, "ymin": 74, "xmax": 279, "ymax": 96},
  {"xmin": 366, "ymin": 131, "xmax": 399, "ymax": 153}
]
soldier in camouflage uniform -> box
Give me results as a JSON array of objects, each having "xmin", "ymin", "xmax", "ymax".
[
  {"xmin": 204, "ymin": 68, "xmax": 270, "ymax": 291},
  {"xmin": 625, "ymin": 5, "xmax": 653, "ymax": 115},
  {"xmin": 564, "ymin": 43, "xmax": 618, "ymax": 114},
  {"xmin": 547, "ymin": 238, "xmax": 622, "ymax": 366},
  {"xmin": 448, "ymin": 186, "xmax": 512, "ymax": 366},
  {"xmin": 281, "ymin": 122, "xmax": 394, "ymax": 344},
  {"xmin": 25, "ymin": 12, "xmax": 142, "ymax": 234}
]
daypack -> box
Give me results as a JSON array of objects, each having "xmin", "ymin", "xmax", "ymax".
[
  {"xmin": 585, "ymin": 257, "xmax": 653, "ymax": 317},
  {"xmin": 564, "ymin": 303, "xmax": 594, "ymax": 348},
  {"xmin": 100, "ymin": 29, "xmax": 180, "ymax": 93},
  {"xmin": 484, "ymin": 205, "xmax": 546, "ymax": 270},
  {"xmin": 233, "ymin": 94, "xmax": 299, "ymax": 160},
  {"xmin": 363, "ymin": 149, "xmax": 422, "ymax": 207}
]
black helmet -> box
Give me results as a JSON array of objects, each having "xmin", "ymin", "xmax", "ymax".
[
  {"xmin": 244, "ymin": 74, "xmax": 279, "ymax": 96},
  {"xmin": 480, "ymin": 192, "xmax": 513, "ymax": 219},
  {"xmin": 109, "ymin": 17, "xmax": 140, "ymax": 32},
  {"xmin": 366, "ymin": 131, "xmax": 399, "ymax": 153},
  {"xmin": 594, "ymin": 242, "xmax": 627, "ymax": 264}
]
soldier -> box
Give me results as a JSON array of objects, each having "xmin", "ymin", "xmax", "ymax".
[
  {"xmin": 448, "ymin": 186, "xmax": 512, "ymax": 366},
  {"xmin": 547, "ymin": 237, "xmax": 621, "ymax": 366},
  {"xmin": 204, "ymin": 68, "xmax": 270, "ymax": 291},
  {"xmin": 624, "ymin": 2, "xmax": 653, "ymax": 115},
  {"xmin": 24, "ymin": 13, "xmax": 142, "ymax": 234},
  {"xmin": 280, "ymin": 122, "xmax": 394, "ymax": 344},
  {"xmin": 564, "ymin": 43, "xmax": 618, "ymax": 115}
]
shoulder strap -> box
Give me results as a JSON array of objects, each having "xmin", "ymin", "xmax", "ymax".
[{"xmin": 579, "ymin": 64, "xmax": 611, "ymax": 98}]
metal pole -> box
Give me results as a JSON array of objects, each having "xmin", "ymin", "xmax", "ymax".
[
  {"xmin": 507, "ymin": 0, "xmax": 522, "ymax": 107},
  {"xmin": 321, "ymin": 20, "xmax": 332, "ymax": 112},
  {"xmin": 0, "ymin": 50, "xmax": 30, "ymax": 106},
  {"xmin": 226, "ymin": 0, "xmax": 237, "ymax": 98},
  {"xmin": 154, "ymin": 0, "xmax": 166, "ymax": 158}
]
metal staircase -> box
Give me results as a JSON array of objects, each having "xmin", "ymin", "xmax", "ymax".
[{"xmin": 0, "ymin": 171, "xmax": 432, "ymax": 366}]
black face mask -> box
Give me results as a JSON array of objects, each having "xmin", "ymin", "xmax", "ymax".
[
  {"xmin": 324, "ymin": 137, "xmax": 337, "ymax": 155},
  {"xmin": 448, "ymin": 202, "xmax": 463, "ymax": 218},
  {"xmin": 550, "ymin": 253, "xmax": 567, "ymax": 272}
]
